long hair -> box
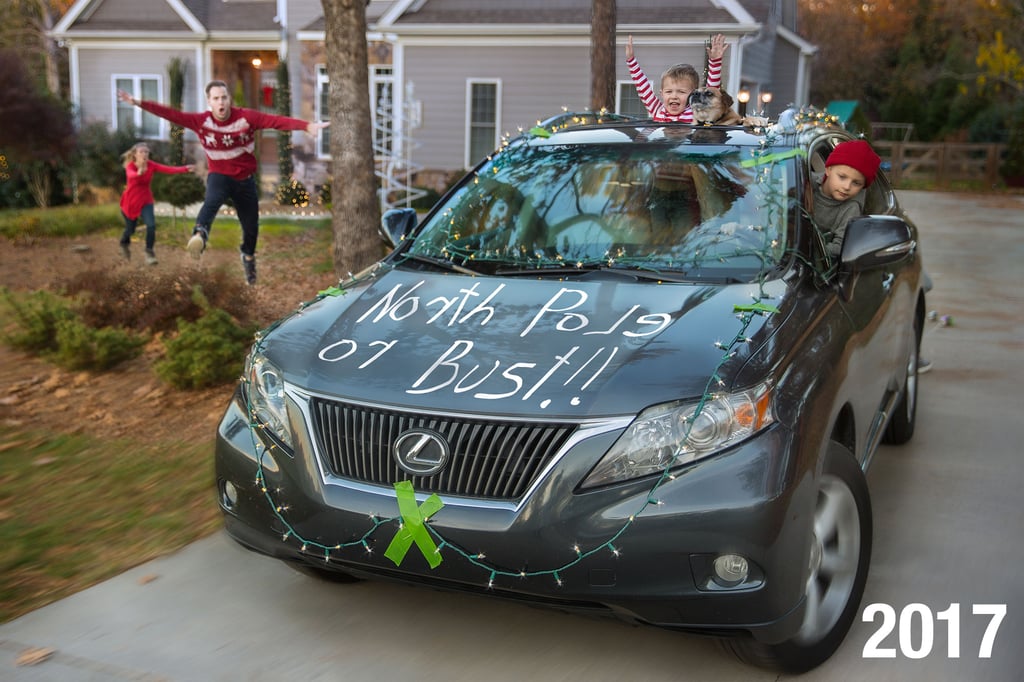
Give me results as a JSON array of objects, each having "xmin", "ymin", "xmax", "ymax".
[{"xmin": 121, "ymin": 142, "xmax": 149, "ymax": 172}]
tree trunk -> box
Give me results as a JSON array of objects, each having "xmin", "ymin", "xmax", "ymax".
[
  {"xmin": 590, "ymin": 0, "xmax": 617, "ymax": 113},
  {"xmin": 322, "ymin": 0, "xmax": 381, "ymax": 278}
]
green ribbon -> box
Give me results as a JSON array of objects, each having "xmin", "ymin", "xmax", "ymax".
[
  {"xmin": 318, "ymin": 285, "xmax": 345, "ymax": 297},
  {"xmin": 734, "ymin": 301, "xmax": 781, "ymax": 315},
  {"xmin": 385, "ymin": 481, "xmax": 445, "ymax": 569},
  {"xmin": 739, "ymin": 148, "xmax": 806, "ymax": 167}
]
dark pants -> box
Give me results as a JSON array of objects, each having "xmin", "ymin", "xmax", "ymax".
[
  {"xmin": 120, "ymin": 204, "xmax": 156, "ymax": 251},
  {"xmin": 195, "ymin": 173, "xmax": 260, "ymax": 257}
]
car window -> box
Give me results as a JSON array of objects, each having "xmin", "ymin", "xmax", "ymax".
[{"xmin": 408, "ymin": 136, "xmax": 793, "ymax": 281}]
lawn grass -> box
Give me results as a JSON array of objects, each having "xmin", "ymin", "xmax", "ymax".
[
  {"xmin": 0, "ymin": 426, "xmax": 222, "ymax": 623},
  {"xmin": 0, "ymin": 207, "xmax": 336, "ymax": 625}
]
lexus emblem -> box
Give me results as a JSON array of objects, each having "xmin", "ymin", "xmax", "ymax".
[{"xmin": 393, "ymin": 429, "xmax": 450, "ymax": 476}]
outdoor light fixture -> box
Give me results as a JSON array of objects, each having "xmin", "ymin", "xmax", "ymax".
[
  {"xmin": 737, "ymin": 89, "xmax": 750, "ymax": 117},
  {"xmin": 252, "ymin": 57, "xmax": 262, "ymax": 68},
  {"xmin": 759, "ymin": 91, "xmax": 773, "ymax": 116}
]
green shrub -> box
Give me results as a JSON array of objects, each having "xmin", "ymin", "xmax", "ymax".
[
  {"xmin": 275, "ymin": 178, "xmax": 311, "ymax": 208},
  {"xmin": 155, "ymin": 307, "xmax": 256, "ymax": 389},
  {"xmin": 152, "ymin": 172, "xmax": 205, "ymax": 210},
  {"xmin": 1, "ymin": 287, "xmax": 145, "ymax": 370},
  {"xmin": 0, "ymin": 204, "xmax": 122, "ymax": 239},
  {"xmin": 51, "ymin": 317, "xmax": 146, "ymax": 371},
  {"xmin": 317, "ymin": 179, "xmax": 331, "ymax": 209},
  {"xmin": 64, "ymin": 267, "xmax": 254, "ymax": 335},
  {"xmin": 0, "ymin": 288, "xmax": 74, "ymax": 353}
]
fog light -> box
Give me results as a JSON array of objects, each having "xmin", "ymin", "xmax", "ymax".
[
  {"xmin": 221, "ymin": 480, "xmax": 238, "ymax": 509},
  {"xmin": 713, "ymin": 554, "xmax": 749, "ymax": 586}
]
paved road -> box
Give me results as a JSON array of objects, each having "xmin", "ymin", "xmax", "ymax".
[{"xmin": 2, "ymin": 190, "xmax": 1022, "ymax": 681}]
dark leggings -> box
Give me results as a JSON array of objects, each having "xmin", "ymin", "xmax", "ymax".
[
  {"xmin": 120, "ymin": 203, "xmax": 156, "ymax": 250},
  {"xmin": 194, "ymin": 173, "xmax": 260, "ymax": 257}
]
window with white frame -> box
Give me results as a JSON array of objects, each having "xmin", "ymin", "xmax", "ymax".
[
  {"xmin": 316, "ymin": 65, "xmax": 330, "ymax": 158},
  {"xmin": 114, "ymin": 75, "xmax": 163, "ymax": 138},
  {"xmin": 316, "ymin": 65, "xmax": 395, "ymax": 160},
  {"xmin": 466, "ymin": 80, "xmax": 500, "ymax": 168},
  {"xmin": 617, "ymin": 82, "xmax": 646, "ymax": 118}
]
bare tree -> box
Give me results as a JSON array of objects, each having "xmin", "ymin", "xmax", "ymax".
[
  {"xmin": 321, "ymin": 0, "xmax": 381, "ymax": 277},
  {"xmin": 590, "ymin": 0, "xmax": 617, "ymax": 112}
]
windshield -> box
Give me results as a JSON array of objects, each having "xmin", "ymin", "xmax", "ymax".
[{"xmin": 406, "ymin": 131, "xmax": 794, "ymax": 282}]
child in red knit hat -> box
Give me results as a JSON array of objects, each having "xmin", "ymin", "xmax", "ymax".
[
  {"xmin": 812, "ymin": 139, "xmax": 882, "ymax": 258},
  {"xmin": 811, "ymin": 139, "xmax": 934, "ymax": 373}
]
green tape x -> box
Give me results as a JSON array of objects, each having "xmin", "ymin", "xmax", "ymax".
[
  {"xmin": 734, "ymin": 301, "xmax": 781, "ymax": 315},
  {"xmin": 384, "ymin": 481, "xmax": 445, "ymax": 569},
  {"xmin": 739, "ymin": 148, "xmax": 806, "ymax": 167}
]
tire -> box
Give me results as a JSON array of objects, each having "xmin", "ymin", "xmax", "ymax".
[
  {"xmin": 286, "ymin": 561, "xmax": 363, "ymax": 584},
  {"xmin": 883, "ymin": 311, "xmax": 921, "ymax": 445},
  {"xmin": 724, "ymin": 442, "xmax": 872, "ymax": 673}
]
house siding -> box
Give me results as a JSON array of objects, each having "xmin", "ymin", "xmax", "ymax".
[
  {"xmin": 76, "ymin": 47, "xmax": 200, "ymax": 126},
  {"xmin": 770, "ymin": 41, "xmax": 800, "ymax": 109},
  {"xmin": 402, "ymin": 41, "xmax": 711, "ymax": 173}
]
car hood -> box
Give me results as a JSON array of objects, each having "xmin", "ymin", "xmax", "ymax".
[{"xmin": 259, "ymin": 267, "xmax": 787, "ymax": 418}]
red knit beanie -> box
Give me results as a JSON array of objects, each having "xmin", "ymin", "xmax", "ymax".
[{"xmin": 825, "ymin": 140, "xmax": 881, "ymax": 187}]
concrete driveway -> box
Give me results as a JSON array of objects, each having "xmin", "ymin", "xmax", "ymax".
[{"xmin": 2, "ymin": 190, "xmax": 1022, "ymax": 681}]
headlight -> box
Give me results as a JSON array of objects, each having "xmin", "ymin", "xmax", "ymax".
[
  {"xmin": 245, "ymin": 350, "xmax": 293, "ymax": 449},
  {"xmin": 580, "ymin": 383, "xmax": 773, "ymax": 489}
]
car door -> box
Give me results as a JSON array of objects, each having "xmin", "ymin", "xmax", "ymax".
[{"xmin": 807, "ymin": 134, "xmax": 909, "ymax": 456}]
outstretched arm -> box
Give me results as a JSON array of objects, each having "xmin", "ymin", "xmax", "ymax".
[
  {"xmin": 306, "ymin": 121, "xmax": 330, "ymax": 136},
  {"xmin": 118, "ymin": 90, "xmax": 202, "ymax": 130}
]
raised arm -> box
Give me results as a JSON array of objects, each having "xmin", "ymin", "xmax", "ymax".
[
  {"xmin": 705, "ymin": 34, "xmax": 727, "ymax": 88},
  {"xmin": 625, "ymin": 36, "xmax": 664, "ymax": 119}
]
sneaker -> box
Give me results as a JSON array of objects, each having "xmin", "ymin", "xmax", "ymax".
[
  {"xmin": 241, "ymin": 253, "xmax": 257, "ymax": 285},
  {"xmin": 917, "ymin": 357, "xmax": 933, "ymax": 374},
  {"xmin": 120, "ymin": 242, "xmax": 131, "ymax": 261},
  {"xmin": 186, "ymin": 227, "xmax": 207, "ymax": 260},
  {"xmin": 145, "ymin": 250, "xmax": 158, "ymax": 266}
]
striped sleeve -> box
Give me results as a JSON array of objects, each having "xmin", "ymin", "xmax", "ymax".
[
  {"xmin": 706, "ymin": 57, "xmax": 722, "ymax": 88},
  {"xmin": 627, "ymin": 57, "xmax": 665, "ymax": 119}
]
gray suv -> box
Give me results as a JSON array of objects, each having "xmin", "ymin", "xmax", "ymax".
[{"xmin": 215, "ymin": 111, "xmax": 925, "ymax": 672}]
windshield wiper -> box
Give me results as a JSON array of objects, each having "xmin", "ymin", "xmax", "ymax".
[{"xmin": 399, "ymin": 252, "xmax": 479, "ymax": 276}]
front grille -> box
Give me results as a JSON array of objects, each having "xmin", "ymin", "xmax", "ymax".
[{"xmin": 309, "ymin": 398, "xmax": 578, "ymax": 500}]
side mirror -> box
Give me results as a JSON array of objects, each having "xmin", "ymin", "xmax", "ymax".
[
  {"xmin": 379, "ymin": 208, "xmax": 418, "ymax": 248},
  {"xmin": 840, "ymin": 215, "xmax": 915, "ymax": 271}
]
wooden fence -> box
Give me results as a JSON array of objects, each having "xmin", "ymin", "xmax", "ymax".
[{"xmin": 872, "ymin": 141, "xmax": 1007, "ymax": 187}]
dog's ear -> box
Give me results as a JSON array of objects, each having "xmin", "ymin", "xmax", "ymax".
[
  {"xmin": 719, "ymin": 89, "xmax": 734, "ymax": 109},
  {"xmin": 687, "ymin": 90, "xmax": 698, "ymax": 106}
]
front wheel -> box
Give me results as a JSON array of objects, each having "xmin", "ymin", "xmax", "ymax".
[{"xmin": 725, "ymin": 442, "xmax": 872, "ymax": 673}]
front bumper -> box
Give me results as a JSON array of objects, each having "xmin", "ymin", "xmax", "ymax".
[{"xmin": 214, "ymin": 391, "xmax": 816, "ymax": 643}]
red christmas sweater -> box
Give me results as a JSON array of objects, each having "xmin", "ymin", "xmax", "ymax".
[
  {"xmin": 119, "ymin": 161, "xmax": 191, "ymax": 219},
  {"xmin": 137, "ymin": 100, "xmax": 310, "ymax": 180}
]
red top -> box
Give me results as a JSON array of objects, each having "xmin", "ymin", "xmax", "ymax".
[
  {"xmin": 119, "ymin": 161, "xmax": 191, "ymax": 220},
  {"xmin": 137, "ymin": 100, "xmax": 311, "ymax": 180}
]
